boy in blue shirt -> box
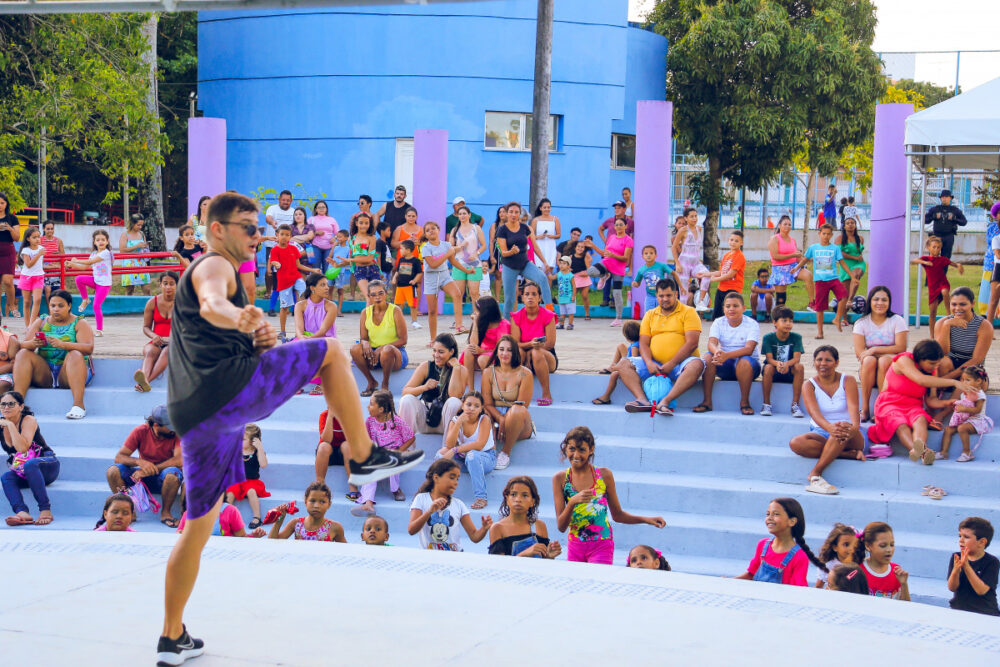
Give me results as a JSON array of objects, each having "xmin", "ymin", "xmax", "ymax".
[
  {"xmin": 631, "ymin": 245, "xmax": 673, "ymax": 314},
  {"xmin": 793, "ymin": 223, "xmax": 852, "ymax": 339},
  {"xmin": 552, "ymin": 256, "xmax": 576, "ymax": 329},
  {"xmin": 750, "ymin": 267, "xmax": 775, "ymax": 322}
]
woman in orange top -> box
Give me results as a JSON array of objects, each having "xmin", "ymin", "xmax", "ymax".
[
  {"xmin": 391, "ymin": 207, "xmax": 424, "ymax": 266},
  {"xmin": 134, "ymin": 271, "xmax": 178, "ymax": 393}
]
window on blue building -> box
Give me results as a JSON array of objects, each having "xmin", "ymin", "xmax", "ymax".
[
  {"xmin": 485, "ymin": 112, "xmax": 559, "ymax": 151},
  {"xmin": 611, "ymin": 134, "xmax": 636, "ymax": 170}
]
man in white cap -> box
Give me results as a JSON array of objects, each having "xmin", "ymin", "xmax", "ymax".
[{"xmin": 445, "ymin": 196, "xmax": 483, "ymax": 240}]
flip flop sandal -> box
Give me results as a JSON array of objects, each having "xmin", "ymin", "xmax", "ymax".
[
  {"xmin": 909, "ymin": 438, "xmax": 927, "ymax": 462},
  {"xmin": 536, "ymin": 398, "xmax": 553, "ymax": 406},
  {"xmin": 470, "ymin": 499, "xmax": 488, "ymax": 510},
  {"xmin": 33, "ymin": 516, "xmax": 53, "ymax": 526},
  {"xmin": 350, "ymin": 505, "xmax": 376, "ymax": 518},
  {"xmin": 248, "ymin": 518, "xmax": 262, "ymax": 530},
  {"xmin": 309, "ymin": 387, "xmax": 324, "ymax": 396},
  {"xmin": 922, "ymin": 485, "xmax": 948, "ymax": 498},
  {"xmin": 345, "ymin": 491, "xmax": 361, "ymax": 501},
  {"xmin": 160, "ymin": 517, "xmax": 178, "ymax": 529},
  {"xmin": 599, "ymin": 368, "xmax": 613, "ymax": 375},
  {"xmin": 656, "ymin": 404, "xmax": 674, "ymax": 416},
  {"xmin": 740, "ymin": 404, "xmax": 755, "ymax": 416},
  {"xmin": 692, "ymin": 404, "xmax": 713, "ymax": 413},
  {"xmin": 624, "ymin": 401, "xmax": 652, "ymax": 413},
  {"xmin": 592, "ymin": 397, "xmax": 611, "ymax": 405},
  {"xmin": 133, "ymin": 370, "xmax": 152, "ymax": 393},
  {"xmin": 360, "ymin": 387, "xmax": 376, "ymax": 398},
  {"xmin": 392, "ymin": 489, "xmax": 406, "ymax": 502},
  {"xmin": 6, "ymin": 515, "xmax": 33, "ymax": 526}
]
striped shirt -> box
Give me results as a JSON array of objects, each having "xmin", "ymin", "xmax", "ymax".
[
  {"xmin": 39, "ymin": 236, "xmax": 61, "ymax": 270},
  {"xmin": 946, "ymin": 313, "xmax": 983, "ymax": 362}
]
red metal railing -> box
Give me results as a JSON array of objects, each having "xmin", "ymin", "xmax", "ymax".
[
  {"xmin": 43, "ymin": 252, "xmax": 184, "ymax": 290},
  {"xmin": 21, "ymin": 207, "xmax": 77, "ymax": 224}
]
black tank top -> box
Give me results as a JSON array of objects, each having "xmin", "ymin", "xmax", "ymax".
[
  {"xmin": 0, "ymin": 413, "xmax": 50, "ymax": 465},
  {"xmin": 168, "ymin": 253, "xmax": 259, "ymax": 436},
  {"xmin": 383, "ymin": 202, "xmax": 411, "ymax": 236},
  {"xmin": 243, "ymin": 449, "xmax": 260, "ymax": 480}
]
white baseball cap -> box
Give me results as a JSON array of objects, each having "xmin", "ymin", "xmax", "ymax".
[{"xmin": 452, "ymin": 196, "xmax": 465, "ymax": 205}]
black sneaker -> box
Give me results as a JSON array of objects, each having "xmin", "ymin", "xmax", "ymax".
[
  {"xmin": 156, "ymin": 626, "xmax": 204, "ymax": 666},
  {"xmin": 348, "ymin": 446, "xmax": 425, "ymax": 485}
]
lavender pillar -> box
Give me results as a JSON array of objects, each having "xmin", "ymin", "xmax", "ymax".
[
  {"xmin": 412, "ymin": 129, "xmax": 449, "ymax": 314},
  {"xmin": 633, "ymin": 101, "xmax": 673, "ymax": 315},
  {"xmin": 869, "ymin": 103, "xmax": 914, "ymax": 310},
  {"xmin": 187, "ymin": 117, "xmax": 227, "ymax": 216}
]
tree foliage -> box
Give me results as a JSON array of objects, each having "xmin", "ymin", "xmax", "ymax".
[
  {"xmin": 649, "ymin": 0, "xmax": 885, "ymax": 266},
  {"xmin": 0, "ymin": 14, "xmax": 164, "ymax": 211}
]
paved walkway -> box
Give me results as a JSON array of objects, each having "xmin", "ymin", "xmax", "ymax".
[{"xmin": 83, "ymin": 308, "xmax": 1000, "ymax": 384}]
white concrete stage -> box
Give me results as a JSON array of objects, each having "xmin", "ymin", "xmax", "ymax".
[{"xmin": 1, "ymin": 531, "xmax": 998, "ymax": 666}]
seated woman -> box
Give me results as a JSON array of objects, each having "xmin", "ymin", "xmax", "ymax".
[
  {"xmin": 461, "ymin": 295, "xmax": 510, "ymax": 393},
  {"xmin": 349, "ymin": 280, "xmax": 408, "ymax": 396},
  {"xmin": 852, "ymin": 285, "xmax": 907, "ymax": 422},
  {"xmin": 0, "ymin": 320, "xmax": 19, "ymax": 394},
  {"xmin": 510, "ymin": 281, "xmax": 557, "ymax": 406},
  {"xmin": 12, "ymin": 290, "xmax": 94, "ymax": 419},
  {"xmin": 134, "ymin": 271, "xmax": 178, "ymax": 393},
  {"xmin": 934, "ymin": 286, "xmax": 992, "ymax": 380},
  {"xmin": 294, "ymin": 273, "xmax": 338, "ymax": 395},
  {"xmin": 482, "ymin": 335, "xmax": 533, "ymax": 471},
  {"xmin": 399, "ymin": 333, "xmax": 466, "ymax": 435},
  {"xmin": 440, "ymin": 391, "xmax": 496, "ymax": 510},
  {"xmin": 867, "ymin": 339, "xmax": 975, "ymax": 465},
  {"xmin": 695, "ymin": 292, "xmax": 760, "ymax": 415},
  {"xmin": 789, "ymin": 346, "xmax": 865, "ymax": 496},
  {"xmin": 1, "ymin": 390, "xmax": 57, "ymax": 526}
]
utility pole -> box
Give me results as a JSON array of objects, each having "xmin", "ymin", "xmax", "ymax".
[{"xmin": 528, "ymin": 0, "xmax": 553, "ymax": 213}]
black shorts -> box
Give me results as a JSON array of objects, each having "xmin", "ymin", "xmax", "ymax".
[
  {"xmin": 317, "ymin": 441, "xmax": 345, "ymax": 466},
  {"xmin": 524, "ymin": 346, "xmax": 558, "ymax": 372},
  {"xmin": 992, "ymin": 265, "xmax": 1000, "ymax": 283}
]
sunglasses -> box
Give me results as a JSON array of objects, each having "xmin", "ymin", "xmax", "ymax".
[
  {"xmin": 220, "ymin": 220, "xmax": 260, "ymax": 237},
  {"xmin": 0, "ymin": 402, "xmax": 18, "ymax": 408}
]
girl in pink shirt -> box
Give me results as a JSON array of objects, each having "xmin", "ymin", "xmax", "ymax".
[
  {"xmin": 583, "ymin": 218, "xmax": 634, "ymax": 326},
  {"xmin": 735, "ymin": 497, "xmax": 826, "ymax": 586}
]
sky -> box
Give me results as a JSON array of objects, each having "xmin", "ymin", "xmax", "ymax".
[{"xmin": 628, "ymin": 0, "xmax": 998, "ymax": 91}]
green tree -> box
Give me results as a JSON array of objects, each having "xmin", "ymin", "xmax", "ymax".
[
  {"xmin": 894, "ymin": 78, "xmax": 955, "ymax": 108},
  {"xmin": 649, "ymin": 0, "xmax": 885, "ymax": 267}
]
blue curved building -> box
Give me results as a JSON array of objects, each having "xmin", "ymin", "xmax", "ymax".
[{"xmin": 197, "ymin": 0, "xmax": 667, "ymax": 237}]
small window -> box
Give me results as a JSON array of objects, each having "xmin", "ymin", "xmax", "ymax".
[
  {"xmin": 611, "ymin": 133, "xmax": 636, "ymax": 170},
  {"xmin": 485, "ymin": 111, "xmax": 559, "ymax": 152}
]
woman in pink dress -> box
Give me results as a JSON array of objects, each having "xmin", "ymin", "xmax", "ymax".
[{"xmin": 868, "ymin": 340, "xmax": 974, "ymax": 464}]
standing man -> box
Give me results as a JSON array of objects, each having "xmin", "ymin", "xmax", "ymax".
[
  {"xmin": 263, "ymin": 190, "xmax": 295, "ymax": 316},
  {"xmin": 556, "ymin": 227, "xmax": 581, "ymax": 257},
  {"xmin": 157, "ymin": 192, "xmax": 422, "ymax": 666},
  {"xmin": 925, "ymin": 189, "xmax": 968, "ymax": 260},
  {"xmin": 445, "ymin": 196, "xmax": 483, "ymax": 240},
  {"xmin": 376, "ymin": 185, "xmax": 413, "ymax": 238},
  {"xmin": 823, "ymin": 184, "xmax": 838, "ymax": 231}
]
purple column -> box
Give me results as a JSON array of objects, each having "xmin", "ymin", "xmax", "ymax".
[
  {"xmin": 633, "ymin": 101, "xmax": 673, "ymax": 315},
  {"xmin": 869, "ymin": 103, "xmax": 914, "ymax": 309},
  {"xmin": 412, "ymin": 129, "xmax": 449, "ymax": 314},
  {"xmin": 187, "ymin": 117, "xmax": 227, "ymax": 216}
]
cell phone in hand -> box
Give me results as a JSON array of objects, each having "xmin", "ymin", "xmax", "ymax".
[{"xmin": 533, "ymin": 336, "xmax": 545, "ymax": 343}]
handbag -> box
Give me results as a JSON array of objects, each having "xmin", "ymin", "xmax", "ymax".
[
  {"xmin": 125, "ymin": 477, "xmax": 162, "ymax": 514},
  {"xmin": 642, "ymin": 374, "xmax": 678, "ymax": 409},
  {"xmin": 10, "ymin": 443, "xmax": 43, "ymax": 478},
  {"xmin": 424, "ymin": 365, "xmax": 453, "ymax": 429}
]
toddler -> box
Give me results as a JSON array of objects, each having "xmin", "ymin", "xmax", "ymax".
[
  {"xmin": 940, "ymin": 365, "xmax": 992, "ymax": 462},
  {"xmin": 826, "ymin": 564, "xmax": 869, "ymax": 594},
  {"xmin": 329, "ymin": 229, "xmax": 353, "ymax": 316},
  {"xmin": 592, "ymin": 320, "xmax": 641, "ymax": 405},
  {"xmin": 94, "ymin": 493, "xmax": 136, "ymax": 532},
  {"xmin": 352, "ymin": 390, "xmax": 414, "ymax": 517},
  {"xmin": 911, "ymin": 235, "xmax": 963, "ymax": 337},
  {"xmin": 551, "ymin": 257, "xmax": 575, "ymax": 329},
  {"xmin": 361, "ymin": 515, "xmax": 391, "ymax": 546},
  {"xmin": 177, "ymin": 501, "xmax": 265, "ymax": 538}
]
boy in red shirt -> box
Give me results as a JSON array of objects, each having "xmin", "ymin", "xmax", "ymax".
[
  {"xmin": 270, "ymin": 224, "xmax": 320, "ymax": 342},
  {"xmin": 912, "ymin": 235, "xmax": 963, "ymax": 337},
  {"xmin": 708, "ymin": 231, "xmax": 747, "ymax": 320}
]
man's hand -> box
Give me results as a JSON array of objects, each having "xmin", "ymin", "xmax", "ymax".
[
  {"xmin": 237, "ymin": 305, "xmax": 265, "ymax": 333},
  {"xmin": 253, "ymin": 321, "xmax": 278, "ymax": 351}
]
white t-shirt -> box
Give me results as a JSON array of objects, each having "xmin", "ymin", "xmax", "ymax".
[
  {"xmin": 708, "ymin": 315, "xmax": 760, "ymax": 359},
  {"xmin": 852, "ymin": 314, "xmax": 906, "ymax": 349},
  {"xmin": 992, "ymin": 235, "xmax": 1000, "ymax": 254},
  {"xmin": 409, "ymin": 492, "xmax": 469, "ymax": 551},
  {"xmin": 20, "ymin": 247, "xmax": 45, "ymax": 277},
  {"xmin": 265, "ymin": 204, "xmax": 295, "ymax": 248},
  {"xmin": 91, "ymin": 249, "xmax": 113, "ymax": 286}
]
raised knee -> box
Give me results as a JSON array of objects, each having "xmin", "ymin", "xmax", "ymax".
[{"xmin": 316, "ymin": 442, "xmax": 332, "ymax": 457}]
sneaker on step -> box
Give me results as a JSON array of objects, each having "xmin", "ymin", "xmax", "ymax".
[
  {"xmin": 156, "ymin": 626, "xmax": 204, "ymax": 666},
  {"xmin": 348, "ymin": 446, "xmax": 425, "ymax": 486},
  {"xmin": 759, "ymin": 404, "xmax": 773, "ymax": 417},
  {"xmin": 494, "ymin": 451, "xmax": 510, "ymax": 470},
  {"xmin": 791, "ymin": 402, "xmax": 805, "ymax": 418}
]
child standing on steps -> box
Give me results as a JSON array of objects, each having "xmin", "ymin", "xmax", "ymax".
[
  {"xmin": 912, "ymin": 235, "xmax": 963, "ymax": 337},
  {"xmin": 268, "ymin": 481, "xmax": 347, "ymax": 542},
  {"xmin": 352, "ymin": 390, "xmax": 414, "ymax": 517},
  {"xmin": 488, "ymin": 475, "xmax": 561, "ymax": 558},
  {"xmin": 815, "ymin": 523, "xmax": 857, "ymax": 588},
  {"xmin": 224, "ymin": 424, "xmax": 270, "ymax": 530},
  {"xmin": 551, "ymin": 257, "xmax": 575, "ymax": 329},
  {"xmin": 856, "ymin": 521, "xmax": 910, "ymax": 600},
  {"xmin": 17, "ymin": 227, "xmax": 45, "ymax": 330},
  {"xmin": 939, "ymin": 365, "xmax": 992, "ymax": 462},
  {"xmin": 408, "ymin": 458, "xmax": 493, "ymax": 551},
  {"xmin": 735, "ymin": 497, "xmax": 826, "ymax": 586},
  {"xmin": 552, "ymin": 426, "xmax": 665, "ymax": 564},
  {"xmin": 70, "ymin": 229, "xmax": 113, "ymax": 336}
]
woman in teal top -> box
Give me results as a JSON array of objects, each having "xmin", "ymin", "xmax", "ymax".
[
  {"xmin": 12, "ymin": 290, "xmax": 94, "ymax": 419},
  {"xmin": 837, "ymin": 217, "xmax": 865, "ymax": 301}
]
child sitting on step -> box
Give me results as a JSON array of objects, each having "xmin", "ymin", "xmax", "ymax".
[
  {"xmin": 94, "ymin": 493, "xmax": 136, "ymax": 532},
  {"xmin": 352, "ymin": 390, "xmax": 414, "ymax": 518},
  {"xmin": 552, "ymin": 426, "xmax": 665, "ymax": 564},
  {"xmin": 592, "ymin": 320, "xmax": 641, "ymax": 405},
  {"xmin": 408, "ymin": 459, "xmax": 493, "ymax": 552},
  {"xmin": 224, "ymin": 424, "xmax": 270, "ymax": 530},
  {"xmin": 939, "ymin": 365, "xmax": 992, "ymax": 462},
  {"xmin": 735, "ymin": 497, "xmax": 826, "ymax": 586},
  {"xmin": 627, "ymin": 544, "xmax": 671, "ymax": 570},
  {"xmin": 268, "ymin": 481, "xmax": 346, "ymax": 542},
  {"xmin": 815, "ymin": 523, "xmax": 857, "ymax": 588},
  {"xmin": 176, "ymin": 501, "xmax": 265, "ymax": 538}
]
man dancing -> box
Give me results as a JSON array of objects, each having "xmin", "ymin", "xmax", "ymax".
[{"xmin": 157, "ymin": 192, "xmax": 423, "ymax": 665}]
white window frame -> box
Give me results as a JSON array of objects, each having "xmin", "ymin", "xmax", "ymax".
[
  {"xmin": 484, "ymin": 111, "xmax": 559, "ymax": 152},
  {"xmin": 611, "ymin": 133, "xmax": 636, "ymax": 170}
]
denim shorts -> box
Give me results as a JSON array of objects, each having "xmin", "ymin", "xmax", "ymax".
[
  {"xmin": 423, "ymin": 270, "xmax": 453, "ymax": 294},
  {"xmin": 278, "ymin": 278, "xmax": 306, "ymax": 309},
  {"xmin": 631, "ymin": 355, "xmax": 701, "ymax": 382},
  {"xmin": 713, "ymin": 355, "xmax": 761, "ymax": 381},
  {"xmin": 809, "ymin": 425, "xmax": 831, "ymax": 439},
  {"xmin": 115, "ymin": 463, "xmax": 183, "ymax": 494}
]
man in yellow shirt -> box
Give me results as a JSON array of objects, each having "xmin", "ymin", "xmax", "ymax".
[{"xmin": 615, "ymin": 277, "xmax": 703, "ymax": 415}]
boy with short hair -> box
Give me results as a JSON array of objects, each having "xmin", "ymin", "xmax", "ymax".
[
  {"xmin": 912, "ymin": 235, "xmax": 964, "ymax": 337},
  {"xmin": 393, "ymin": 239, "xmax": 423, "ymax": 328},
  {"xmin": 793, "ymin": 223, "xmax": 853, "ymax": 338},
  {"xmin": 750, "ymin": 267, "xmax": 775, "ymax": 321},
  {"xmin": 630, "ymin": 245, "xmax": 673, "ymax": 314},
  {"xmin": 361, "ymin": 515, "xmax": 391, "ymax": 546},
  {"xmin": 759, "ymin": 306, "xmax": 805, "ymax": 418},
  {"xmin": 329, "ymin": 229, "xmax": 353, "ymax": 316},
  {"xmin": 706, "ymin": 231, "xmax": 746, "ymax": 320},
  {"xmin": 270, "ymin": 224, "xmax": 320, "ymax": 342},
  {"xmin": 551, "ymin": 256, "xmax": 576, "ymax": 329},
  {"xmin": 947, "ymin": 516, "xmax": 999, "ymax": 616}
]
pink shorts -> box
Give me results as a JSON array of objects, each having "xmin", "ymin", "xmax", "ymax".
[
  {"xmin": 573, "ymin": 275, "xmax": 591, "ymax": 289},
  {"xmin": 18, "ymin": 275, "xmax": 44, "ymax": 291},
  {"xmin": 567, "ymin": 537, "xmax": 614, "ymax": 564},
  {"xmin": 239, "ymin": 259, "xmax": 256, "ymax": 274}
]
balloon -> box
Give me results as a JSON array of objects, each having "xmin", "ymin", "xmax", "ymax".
[{"xmin": 325, "ymin": 266, "xmax": 341, "ymax": 280}]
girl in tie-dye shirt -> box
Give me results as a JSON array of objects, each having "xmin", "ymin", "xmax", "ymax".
[{"xmin": 552, "ymin": 426, "xmax": 665, "ymax": 564}]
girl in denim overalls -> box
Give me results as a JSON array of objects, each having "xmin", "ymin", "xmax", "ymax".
[{"xmin": 735, "ymin": 497, "xmax": 827, "ymax": 586}]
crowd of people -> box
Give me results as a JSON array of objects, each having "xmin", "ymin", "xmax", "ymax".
[{"xmin": 1, "ymin": 187, "xmax": 999, "ymax": 622}]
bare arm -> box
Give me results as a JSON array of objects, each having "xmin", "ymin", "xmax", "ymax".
[
  {"xmin": 603, "ymin": 468, "xmax": 664, "ymax": 526},
  {"xmin": 401, "ymin": 362, "xmax": 431, "ymax": 397},
  {"xmin": 460, "ymin": 513, "xmax": 492, "ymax": 543}
]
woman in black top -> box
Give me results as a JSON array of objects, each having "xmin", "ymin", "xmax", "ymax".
[
  {"xmin": 934, "ymin": 287, "xmax": 993, "ymax": 380},
  {"xmin": 0, "ymin": 193, "xmax": 22, "ymax": 319},
  {"xmin": 496, "ymin": 202, "xmax": 552, "ymax": 316},
  {"xmin": 0, "ymin": 390, "xmax": 57, "ymax": 526},
  {"xmin": 399, "ymin": 333, "xmax": 467, "ymax": 435}
]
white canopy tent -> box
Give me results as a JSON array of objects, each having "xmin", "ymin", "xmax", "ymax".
[{"xmin": 904, "ymin": 76, "xmax": 1000, "ymax": 325}]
